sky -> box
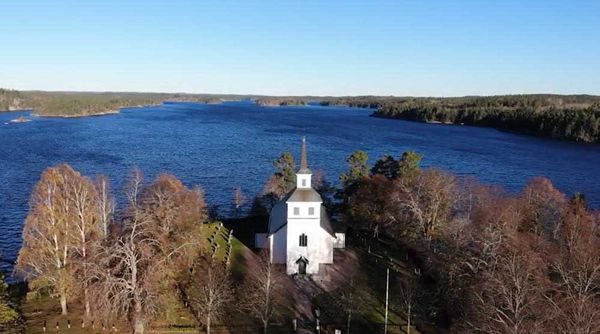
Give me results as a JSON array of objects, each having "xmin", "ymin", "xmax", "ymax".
[{"xmin": 1, "ymin": 0, "xmax": 599, "ymax": 96}]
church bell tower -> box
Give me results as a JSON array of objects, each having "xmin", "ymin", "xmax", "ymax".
[{"xmin": 296, "ymin": 137, "xmax": 312, "ymax": 189}]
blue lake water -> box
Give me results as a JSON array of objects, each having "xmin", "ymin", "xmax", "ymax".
[{"xmin": 1, "ymin": 101, "xmax": 599, "ymax": 273}]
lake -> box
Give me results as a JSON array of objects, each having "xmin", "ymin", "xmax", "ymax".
[{"xmin": 1, "ymin": 101, "xmax": 599, "ymax": 273}]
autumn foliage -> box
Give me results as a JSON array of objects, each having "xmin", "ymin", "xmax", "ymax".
[
  {"xmin": 342, "ymin": 151, "xmax": 600, "ymax": 333},
  {"xmin": 16, "ymin": 165, "xmax": 210, "ymax": 334}
]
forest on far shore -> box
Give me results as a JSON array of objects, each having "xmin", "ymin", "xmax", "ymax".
[
  {"xmin": 322, "ymin": 94, "xmax": 600, "ymax": 143},
  {"xmin": 2, "ymin": 88, "xmax": 600, "ymax": 142},
  {"xmin": 0, "ymin": 89, "xmax": 248, "ymax": 117}
]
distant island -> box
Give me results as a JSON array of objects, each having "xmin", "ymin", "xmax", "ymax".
[
  {"xmin": 2, "ymin": 89, "xmax": 599, "ymax": 143},
  {"xmin": 0, "ymin": 89, "xmax": 248, "ymax": 118},
  {"xmin": 255, "ymin": 97, "xmax": 307, "ymax": 106}
]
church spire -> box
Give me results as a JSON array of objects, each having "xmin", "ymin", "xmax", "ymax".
[
  {"xmin": 297, "ymin": 136, "xmax": 311, "ymax": 175},
  {"xmin": 300, "ymin": 136, "xmax": 308, "ymax": 170}
]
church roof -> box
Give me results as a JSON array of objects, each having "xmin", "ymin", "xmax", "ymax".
[
  {"xmin": 268, "ymin": 200, "xmax": 287, "ymax": 234},
  {"xmin": 319, "ymin": 205, "xmax": 336, "ymax": 237},
  {"xmin": 287, "ymin": 187, "xmax": 322, "ymax": 203}
]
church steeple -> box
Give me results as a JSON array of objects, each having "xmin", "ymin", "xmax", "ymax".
[
  {"xmin": 300, "ymin": 136, "xmax": 308, "ymax": 171},
  {"xmin": 296, "ymin": 137, "xmax": 312, "ymax": 188}
]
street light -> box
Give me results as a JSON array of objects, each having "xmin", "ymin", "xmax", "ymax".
[{"xmin": 315, "ymin": 309, "xmax": 321, "ymax": 334}]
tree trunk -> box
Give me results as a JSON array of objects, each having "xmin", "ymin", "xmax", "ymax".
[
  {"xmin": 206, "ymin": 315, "xmax": 211, "ymax": 334},
  {"xmin": 84, "ymin": 287, "xmax": 90, "ymax": 317},
  {"xmin": 263, "ymin": 320, "xmax": 268, "ymax": 334},
  {"xmin": 60, "ymin": 294, "xmax": 68, "ymax": 315},
  {"xmin": 134, "ymin": 318, "xmax": 145, "ymax": 334},
  {"xmin": 407, "ymin": 304, "xmax": 411, "ymax": 334},
  {"xmin": 134, "ymin": 296, "xmax": 144, "ymax": 334},
  {"xmin": 347, "ymin": 312, "xmax": 352, "ymax": 334}
]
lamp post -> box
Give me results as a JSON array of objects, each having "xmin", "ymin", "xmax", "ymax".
[
  {"xmin": 384, "ymin": 268, "xmax": 389, "ymax": 334},
  {"xmin": 315, "ymin": 308, "xmax": 321, "ymax": 334}
]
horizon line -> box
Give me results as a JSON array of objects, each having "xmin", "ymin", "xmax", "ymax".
[{"xmin": 4, "ymin": 87, "xmax": 600, "ymax": 99}]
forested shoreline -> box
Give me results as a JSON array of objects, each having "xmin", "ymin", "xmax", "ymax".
[
  {"xmin": 370, "ymin": 95, "xmax": 600, "ymax": 143},
  {"xmin": 0, "ymin": 89, "xmax": 246, "ymax": 117},
  {"xmin": 3, "ymin": 88, "xmax": 600, "ymax": 143},
  {"xmin": 250, "ymin": 94, "xmax": 600, "ymax": 143}
]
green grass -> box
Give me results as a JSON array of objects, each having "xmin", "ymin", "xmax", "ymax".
[
  {"xmin": 21, "ymin": 295, "xmax": 129, "ymax": 334},
  {"xmin": 312, "ymin": 242, "xmax": 425, "ymax": 334}
]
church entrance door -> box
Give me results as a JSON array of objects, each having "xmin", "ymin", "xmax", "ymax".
[
  {"xmin": 296, "ymin": 257, "xmax": 308, "ymax": 275},
  {"xmin": 298, "ymin": 260, "xmax": 306, "ymax": 275}
]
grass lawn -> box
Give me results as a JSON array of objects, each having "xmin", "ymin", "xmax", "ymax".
[
  {"xmin": 312, "ymin": 242, "xmax": 426, "ymax": 334},
  {"xmin": 21, "ymin": 296, "xmax": 128, "ymax": 334}
]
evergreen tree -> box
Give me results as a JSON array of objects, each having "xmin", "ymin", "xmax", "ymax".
[
  {"xmin": 370, "ymin": 155, "xmax": 399, "ymax": 179},
  {"xmin": 0, "ymin": 272, "xmax": 17, "ymax": 326},
  {"xmin": 340, "ymin": 150, "xmax": 369, "ymax": 187},
  {"xmin": 272, "ymin": 152, "xmax": 296, "ymax": 192},
  {"xmin": 398, "ymin": 151, "xmax": 422, "ymax": 180}
]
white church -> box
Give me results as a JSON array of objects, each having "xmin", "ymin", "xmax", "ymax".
[{"xmin": 256, "ymin": 138, "xmax": 345, "ymax": 275}]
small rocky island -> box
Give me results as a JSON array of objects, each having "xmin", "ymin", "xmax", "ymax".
[{"xmin": 9, "ymin": 116, "xmax": 31, "ymax": 123}]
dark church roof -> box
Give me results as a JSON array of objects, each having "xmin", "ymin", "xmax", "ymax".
[
  {"xmin": 319, "ymin": 206, "xmax": 336, "ymax": 237},
  {"xmin": 287, "ymin": 188, "xmax": 322, "ymax": 202}
]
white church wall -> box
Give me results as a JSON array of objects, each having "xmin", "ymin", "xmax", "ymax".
[
  {"xmin": 333, "ymin": 233, "xmax": 346, "ymax": 248},
  {"xmin": 322, "ymin": 231, "xmax": 334, "ymax": 263},
  {"xmin": 296, "ymin": 174, "xmax": 312, "ymax": 189},
  {"xmin": 286, "ymin": 201, "xmax": 321, "ymax": 220},
  {"xmin": 270, "ymin": 226, "xmax": 287, "ymax": 264},
  {"xmin": 285, "ymin": 216, "xmax": 333, "ymax": 275}
]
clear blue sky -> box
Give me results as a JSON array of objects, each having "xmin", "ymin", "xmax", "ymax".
[{"xmin": 1, "ymin": 0, "xmax": 599, "ymax": 96}]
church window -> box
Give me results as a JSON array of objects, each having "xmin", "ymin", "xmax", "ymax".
[
  {"xmin": 299, "ymin": 234, "xmax": 308, "ymax": 247},
  {"xmin": 308, "ymin": 207, "xmax": 315, "ymax": 215},
  {"xmin": 302, "ymin": 179, "xmax": 307, "ymax": 187},
  {"xmin": 293, "ymin": 207, "xmax": 300, "ymax": 215}
]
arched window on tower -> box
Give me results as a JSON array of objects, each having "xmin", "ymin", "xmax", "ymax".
[{"xmin": 299, "ymin": 234, "xmax": 307, "ymax": 247}]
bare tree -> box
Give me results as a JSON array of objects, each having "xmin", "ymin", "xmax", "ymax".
[
  {"xmin": 243, "ymin": 251, "xmax": 283, "ymax": 334},
  {"xmin": 232, "ymin": 187, "xmax": 246, "ymax": 218},
  {"xmin": 125, "ymin": 168, "xmax": 144, "ymax": 208},
  {"xmin": 468, "ymin": 249, "xmax": 547, "ymax": 334},
  {"xmin": 547, "ymin": 203, "xmax": 600, "ymax": 334},
  {"xmin": 396, "ymin": 168, "xmax": 456, "ymax": 244},
  {"xmin": 92, "ymin": 172, "xmax": 208, "ymax": 334},
  {"xmin": 336, "ymin": 278, "xmax": 362, "ymax": 334},
  {"xmin": 16, "ymin": 164, "xmax": 78, "ymax": 315},
  {"xmin": 93, "ymin": 211, "xmax": 161, "ymax": 334},
  {"xmin": 95, "ymin": 175, "xmax": 114, "ymax": 237},
  {"xmin": 521, "ymin": 177, "xmax": 566, "ymax": 239},
  {"xmin": 398, "ymin": 276, "xmax": 418, "ymax": 334},
  {"xmin": 186, "ymin": 259, "xmax": 233, "ymax": 334},
  {"xmin": 138, "ymin": 174, "xmax": 207, "ymax": 266},
  {"xmin": 68, "ymin": 172, "xmax": 102, "ymax": 318}
]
